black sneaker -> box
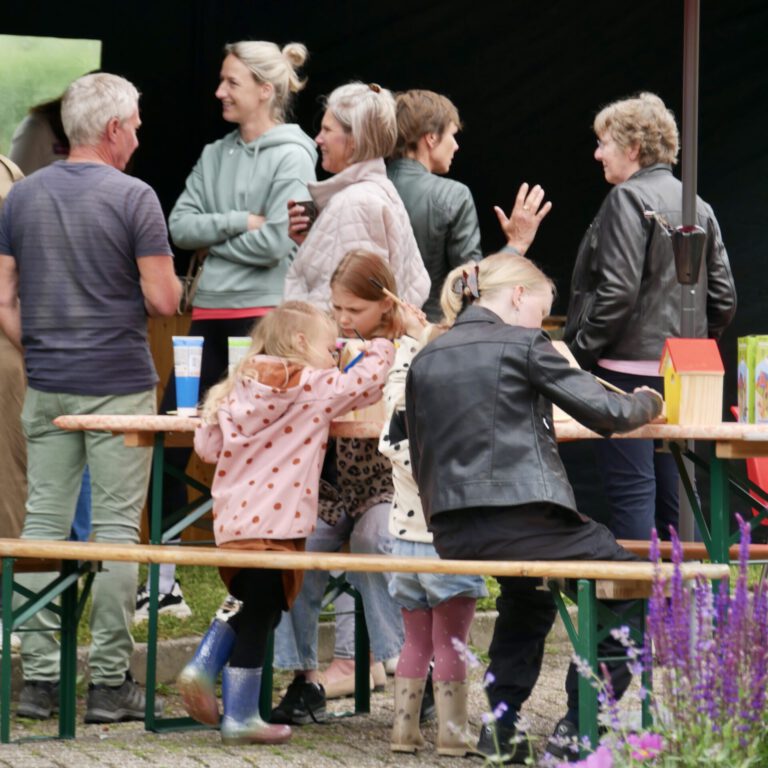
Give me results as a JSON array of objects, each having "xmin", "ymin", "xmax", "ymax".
[
  {"xmin": 17, "ymin": 680, "xmax": 59, "ymax": 720},
  {"xmin": 270, "ymin": 675, "xmax": 326, "ymax": 725},
  {"xmin": 544, "ymin": 717, "xmax": 580, "ymax": 763},
  {"xmin": 476, "ymin": 722, "xmax": 533, "ymax": 765},
  {"xmin": 84, "ymin": 673, "xmax": 163, "ymax": 723},
  {"xmin": 134, "ymin": 580, "xmax": 192, "ymax": 622}
]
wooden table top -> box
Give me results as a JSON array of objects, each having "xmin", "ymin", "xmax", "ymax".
[{"xmin": 54, "ymin": 413, "xmax": 768, "ymax": 446}]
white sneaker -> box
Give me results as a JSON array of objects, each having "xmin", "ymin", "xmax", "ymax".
[
  {"xmin": 214, "ymin": 594, "xmax": 242, "ymax": 623},
  {"xmin": 133, "ymin": 580, "xmax": 192, "ymax": 622},
  {"xmin": 0, "ymin": 620, "xmax": 21, "ymax": 652}
]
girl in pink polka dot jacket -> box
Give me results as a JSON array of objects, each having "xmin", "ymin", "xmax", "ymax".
[{"xmin": 178, "ymin": 299, "xmax": 393, "ymax": 746}]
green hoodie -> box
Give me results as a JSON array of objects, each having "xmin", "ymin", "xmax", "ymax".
[{"xmin": 169, "ymin": 124, "xmax": 317, "ymax": 309}]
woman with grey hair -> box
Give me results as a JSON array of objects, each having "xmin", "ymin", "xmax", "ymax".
[
  {"xmin": 563, "ymin": 93, "xmax": 736, "ymax": 530},
  {"xmin": 283, "ymin": 82, "xmax": 429, "ymax": 307},
  {"xmin": 554, "ymin": 92, "xmax": 736, "ymax": 759}
]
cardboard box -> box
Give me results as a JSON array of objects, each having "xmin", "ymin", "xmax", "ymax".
[
  {"xmin": 755, "ymin": 337, "xmax": 768, "ymax": 424},
  {"xmin": 738, "ymin": 336, "xmax": 758, "ymax": 423}
]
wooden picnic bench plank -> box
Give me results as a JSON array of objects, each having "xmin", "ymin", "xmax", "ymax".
[{"xmin": 0, "ymin": 539, "xmax": 730, "ymax": 581}]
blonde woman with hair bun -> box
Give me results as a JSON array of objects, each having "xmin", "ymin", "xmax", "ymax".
[{"xmin": 141, "ymin": 41, "xmax": 318, "ymax": 620}]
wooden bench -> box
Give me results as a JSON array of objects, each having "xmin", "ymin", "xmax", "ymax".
[{"xmin": 0, "ymin": 538, "xmax": 729, "ymax": 751}]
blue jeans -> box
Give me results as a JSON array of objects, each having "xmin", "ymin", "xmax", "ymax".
[
  {"xmin": 274, "ymin": 502, "xmax": 404, "ymax": 669},
  {"xmin": 70, "ymin": 465, "xmax": 92, "ymax": 542},
  {"xmin": 593, "ymin": 367, "xmax": 678, "ymax": 540},
  {"xmin": 388, "ymin": 539, "xmax": 488, "ymax": 611}
]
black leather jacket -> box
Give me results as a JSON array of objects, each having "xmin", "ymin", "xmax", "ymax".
[
  {"xmin": 563, "ymin": 164, "xmax": 737, "ymax": 371},
  {"xmin": 405, "ymin": 306, "xmax": 662, "ymax": 524}
]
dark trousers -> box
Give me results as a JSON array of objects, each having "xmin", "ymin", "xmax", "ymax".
[
  {"xmin": 488, "ymin": 577, "xmax": 635, "ymax": 717},
  {"xmin": 227, "ymin": 567, "xmax": 286, "ymax": 668},
  {"xmin": 157, "ymin": 317, "xmax": 260, "ymax": 532},
  {"xmin": 431, "ymin": 503, "xmax": 640, "ymax": 723},
  {"xmin": 593, "ymin": 367, "xmax": 678, "ymax": 541}
]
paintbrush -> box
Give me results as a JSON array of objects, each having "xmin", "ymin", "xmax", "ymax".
[
  {"xmin": 594, "ymin": 376, "xmax": 628, "ymax": 395},
  {"xmin": 368, "ymin": 276, "xmax": 407, "ymax": 308}
]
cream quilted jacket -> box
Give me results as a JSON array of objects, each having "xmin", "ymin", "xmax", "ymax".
[{"xmin": 284, "ymin": 158, "xmax": 430, "ymax": 308}]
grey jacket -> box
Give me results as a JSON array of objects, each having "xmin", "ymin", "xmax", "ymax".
[
  {"xmin": 564, "ymin": 164, "xmax": 737, "ymax": 371},
  {"xmin": 387, "ymin": 158, "xmax": 481, "ymax": 320},
  {"xmin": 405, "ymin": 305, "xmax": 662, "ymax": 524}
]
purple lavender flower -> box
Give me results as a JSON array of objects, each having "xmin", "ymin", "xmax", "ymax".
[
  {"xmin": 644, "ymin": 514, "xmax": 768, "ymax": 758},
  {"xmin": 450, "ymin": 636, "xmax": 480, "ymax": 668}
]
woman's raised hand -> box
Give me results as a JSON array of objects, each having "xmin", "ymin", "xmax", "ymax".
[
  {"xmin": 493, "ymin": 182, "xmax": 553, "ymax": 256},
  {"xmin": 287, "ymin": 200, "xmax": 310, "ymax": 245}
]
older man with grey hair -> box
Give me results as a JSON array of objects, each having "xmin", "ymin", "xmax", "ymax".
[{"xmin": 0, "ymin": 73, "xmax": 180, "ymax": 723}]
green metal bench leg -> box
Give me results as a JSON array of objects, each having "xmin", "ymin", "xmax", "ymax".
[
  {"xmin": 353, "ymin": 588, "xmax": 370, "ymax": 714},
  {"xmin": 144, "ymin": 561, "xmax": 161, "ymax": 731},
  {"xmin": 709, "ymin": 447, "xmax": 731, "ymax": 564},
  {"xmin": 576, "ymin": 578, "xmax": 599, "ymax": 755},
  {"xmin": 58, "ymin": 560, "xmax": 79, "ymax": 739},
  {"xmin": 1, "ymin": 557, "xmax": 14, "ymax": 743},
  {"xmin": 260, "ymin": 632, "xmax": 274, "ymax": 720},
  {"xmin": 639, "ymin": 604, "xmax": 652, "ymax": 729},
  {"xmin": 145, "ymin": 434, "xmax": 164, "ymax": 730}
]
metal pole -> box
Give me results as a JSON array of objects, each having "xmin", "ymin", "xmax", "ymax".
[
  {"xmin": 680, "ymin": 0, "xmax": 700, "ymax": 340},
  {"xmin": 677, "ymin": 0, "xmax": 702, "ymax": 541},
  {"xmin": 681, "ymin": 0, "xmax": 700, "ymax": 229}
]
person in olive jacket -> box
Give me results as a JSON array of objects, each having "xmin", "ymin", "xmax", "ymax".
[
  {"xmin": 387, "ymin": 90, "xmax": 482, "ymax": 321},
  {"xmin": 405, "ymin": 248, "xmax": 663, "ymax": 764},
  {"xmin": 563, "ymin": 92, "xmax": 736, "ymax": 542}
]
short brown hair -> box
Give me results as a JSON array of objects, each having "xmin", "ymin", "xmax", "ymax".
[
  {"xmin": 391, "ymin": 89, "xmax": 461, "ymax": 160},
  {"xmin": 594, "ymin": 92, "xmax": 679, "ymax": 167}
]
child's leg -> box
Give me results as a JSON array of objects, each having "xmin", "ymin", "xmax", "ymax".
[
  {"xmin": 347, "ymin": 503, "xmax": 404, "ymax": 663},
  {"xmin": 227, "ymin": 568, "xmax": 286, "ymax": 668},
  {"xmin": 396, "ymin": 607, "xmax": 433, "ymax": 679},
  {"xmin": 273, "ymin": 516, "xmax": 350, "ymax": 680},
  {"xmin": 431, "ymin": 596, "xmax": 477, "ymax": 682},
  {"xmin": 431, "ymin": 597, "xmax": 478, "ymax": 756},
  {"xmin": 391, "ymin": 607, "xmax": 431, "ymax": 753},
  {"xmin": 220, "ymin": 567, "xmax": 292, "ymax": 744}
]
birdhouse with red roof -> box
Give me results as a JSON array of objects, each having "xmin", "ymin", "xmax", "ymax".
[{"xmin": 659, "ymin": 338, "xmax": 724, "ymax": 425}]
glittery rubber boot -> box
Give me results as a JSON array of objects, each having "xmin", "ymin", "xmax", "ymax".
[
  {"xmin": 220, "ymin": 666, "xmax": 292, "ymax": 745},
  {"xmin": 177, "ymin": 619, "xmax": 235, "ymax": 725}
]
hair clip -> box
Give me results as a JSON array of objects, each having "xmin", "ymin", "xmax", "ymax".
[
  {"xmin": 451, "ymin": 265, "xmax": 480, "ymax": 305},
  {"xmin": 464, "ymin": 266, "xmax": 480, "ymax": 300},
  {"xmin": 368, "ymin": 83, "xmax": 382, "ymax": 93}
]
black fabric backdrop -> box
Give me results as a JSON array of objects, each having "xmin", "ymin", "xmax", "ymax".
[{"xmin": 4, "ymin": 0, "xmax": 767, "ymax": 521}]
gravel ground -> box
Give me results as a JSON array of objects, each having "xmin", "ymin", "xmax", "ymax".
[{"xmin": 2, "ymin": 628, "xmax": 638, "ymax": 768}]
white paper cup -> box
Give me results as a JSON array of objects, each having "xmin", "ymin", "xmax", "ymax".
[{"xmin": 172, "ymin": 336, "xmax": 204, "ymax": 416}]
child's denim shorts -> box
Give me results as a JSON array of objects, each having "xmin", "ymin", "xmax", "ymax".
[{"xmin": 388, "ymin": 539, "xmax": 488, "ymax": 611}]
